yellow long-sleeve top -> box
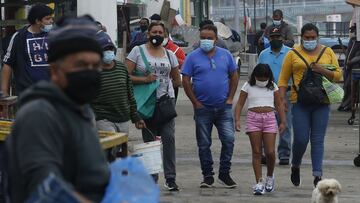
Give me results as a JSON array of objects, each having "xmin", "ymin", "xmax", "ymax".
[{"xmin": 278, "ymin": 45, "xmax": 342, "ymax": 103}]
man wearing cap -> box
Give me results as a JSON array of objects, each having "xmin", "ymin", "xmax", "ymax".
[
  {"xmin": 92, "ymin": 31, "xmax": 146, "ymax": 161},
  {"xmin": 1, "ymin": 3, "xmax": 54, "ymax": 96},
  {"xmin": 6, "ymin": 16, "xmax": 109, "ymax": 203},
  {"xmin": 258, "ymin": 27, "xmax": 292, "ymax": 165}
]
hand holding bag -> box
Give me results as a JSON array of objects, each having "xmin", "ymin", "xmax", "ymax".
[{"xmin": 321, "ymin": 64, "xmax": 344, "ymax": 104}]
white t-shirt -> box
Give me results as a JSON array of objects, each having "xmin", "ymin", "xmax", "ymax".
[
  {"xmin": 241, "ymin": 81, "xmax": 279, "ymax": 109},
  {"xmin": 127, "ymin": 44, "xmax": 179, "ymax": 98}
]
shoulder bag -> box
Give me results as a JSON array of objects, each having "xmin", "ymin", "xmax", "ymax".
[
  {"xmin": 132, "ymin": 46, "xmax": 159, "ymax": 119},
  {"xmin": 153, "ymin": 50, "xmax": 177, "ymax": 125}
]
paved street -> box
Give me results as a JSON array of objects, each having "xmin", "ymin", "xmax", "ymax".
[{"xmin": 129, "ymin": 78, "xmax": 360, "ymax": 203}]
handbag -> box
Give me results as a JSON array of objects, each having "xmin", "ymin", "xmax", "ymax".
[
  {"xmin": 321, "ymin": 65, "xmax": 344, "ymax": 104},
  {"xmin": 132, "ymin": 46, "xmax": 159, "ymax": 119},
  {"xmin": 153, "ymin": 50, "xmax": 177, "ymax": 125},
  {"xmin": 291, "ymin": 47, "xmax": 328, "ymax": 105}
]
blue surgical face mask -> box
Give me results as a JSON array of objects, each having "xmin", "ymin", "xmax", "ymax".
[
  {"xmin": 103, "ymin": 50, "xmax": 115, "ymax": 64},
  {"xmin": 41, "ymin": 24, "xmax": 53, "ymax": 33},
  {"xmin": 302, "ymin": 39, "xmax": 318, "ymax": 51},
  {"xmin": 200, "ymin": 39, "xmax": 215, "ymax": 52},
  {"xmin": 273, "ymin": 20, "xmax": 281, "ymax": 26}
]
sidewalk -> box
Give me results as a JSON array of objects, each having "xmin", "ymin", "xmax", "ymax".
[{"xmin": 129, "ymin": 79, "xmax": 360, "ymax": 203}]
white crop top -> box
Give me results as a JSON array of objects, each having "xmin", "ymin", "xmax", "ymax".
[{"xmin": 241, "ymin": 81, "xmax": 279, "ymax": 109}]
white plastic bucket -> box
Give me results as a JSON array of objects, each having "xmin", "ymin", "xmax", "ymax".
[{"xmin": 132, "ymin": 141, "xmax": 163, "ymax": 174}]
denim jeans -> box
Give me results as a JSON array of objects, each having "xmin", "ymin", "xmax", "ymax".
[
  {"xmin": 194, "ymin": 104, "xmax": 235, "ymax": 177},
  {"xmin": 276, "ymin": 91, "xmax": 293, "ymax": 160},
  {"xmin": 291, "ymin": 103, "xmax": 330, "ymax": 177}
]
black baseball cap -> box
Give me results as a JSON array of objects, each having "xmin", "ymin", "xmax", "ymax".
[{"xmin": 269, "ymin": 27, "xmax": 282, "ymax": 37}]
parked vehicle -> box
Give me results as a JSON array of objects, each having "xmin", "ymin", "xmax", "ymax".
[{"xmin": 319, "ymin": 37, "xmax": 349, "ymax": 50}]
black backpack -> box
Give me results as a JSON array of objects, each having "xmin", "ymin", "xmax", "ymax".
[{"xmin": 291, "ymin": 47, "xmax": 328, "ymax": 105}]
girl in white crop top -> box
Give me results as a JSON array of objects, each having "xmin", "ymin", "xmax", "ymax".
[{"xmin": 234, "ymin": 64, "xmax": 286, "ymax": 195}]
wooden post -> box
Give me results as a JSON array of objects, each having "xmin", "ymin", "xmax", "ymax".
[{"xmin": 121, "ymin": 31, "xmax": 127, "ymax": 62}]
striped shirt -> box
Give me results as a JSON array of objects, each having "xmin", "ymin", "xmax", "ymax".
[{"xmin": 91, "ymin": 60, "xmax": 141, "ymax": 123}]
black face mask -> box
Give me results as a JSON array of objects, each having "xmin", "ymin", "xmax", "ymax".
[
  {"xmin": 270, "ymin": 39, "xmax": 283, "ymax": 49},
  {"xmin": 64, "ymin": 69, "xmax": 101, "ymax": 105},
  {"xmin": 149, "ymin": 35, "xmax": 164, "ymax": 47},
  {"xmin": 140, "ymin": 25, "xmax": 148, "ymax": 32}
]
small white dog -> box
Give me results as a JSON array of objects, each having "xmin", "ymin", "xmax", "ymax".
[{"xmin": 311, "ymin": 179, "xmax": 341, "ymax": 203}]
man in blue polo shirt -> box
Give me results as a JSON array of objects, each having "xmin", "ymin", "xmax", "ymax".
[
  {"xmin": 258, "ymin": 27, "xmax": 292, "ymax": 165},
  {"xmin": 182, "ymin": 24, "xmax": 238, "ymax": 188}
]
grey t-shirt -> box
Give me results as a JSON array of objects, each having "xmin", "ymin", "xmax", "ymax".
[{"xmin": 127, "ymin": 44, "xmax": 179, "ymax": 99}]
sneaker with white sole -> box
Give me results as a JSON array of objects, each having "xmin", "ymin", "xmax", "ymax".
[
  {"xmin": 253, "ymin": 181, "xmax": 265, "ymax": 195},
  {"xmin": 218, "ymin": 173, "xmax": 237, "ymax": 188},
  {"xmin": 164, "ymin": 180, "xmax": 179, "ymax": 191},
  {"xmin": 265, "ymin": 175, "xmax": 275, "ymax": 192},
  {"xmin": 200, "ymin": 176, "xmax": 214, "ymax": 188}
]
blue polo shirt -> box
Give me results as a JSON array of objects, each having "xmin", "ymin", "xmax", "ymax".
[
  {"xmin": 258, "ymin": 45, "xmax": 290, "ymax": 84},
  {"xmin": 181, "ymin": 47, "xmax": 237, "ymax": 107}
]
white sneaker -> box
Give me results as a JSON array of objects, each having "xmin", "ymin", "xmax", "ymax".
[
  {"xmin": 253, "ymin": 181, "xmax": 265, "ymax": 195},
  {"xmin": 265, "ymin": 175, "xmax": 275, "ymax": 192}
]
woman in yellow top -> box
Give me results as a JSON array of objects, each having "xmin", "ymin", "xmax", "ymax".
[{"xmin": 278, "ymin": 23, "xmax": 342, "ymax": 188}]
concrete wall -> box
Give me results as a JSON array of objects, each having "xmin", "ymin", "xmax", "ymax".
[{"xmin": 77, "ymin": 0, "xmax": 118, "ymax": 45}]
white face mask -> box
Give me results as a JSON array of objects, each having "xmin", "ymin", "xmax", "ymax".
[
  {"xmin": 256, "ymin": 80, "xmax": 269, "ymax": 87},
  {"xmin": 162, "ymin": 38, "xmax": 169, "ymax": 46}
]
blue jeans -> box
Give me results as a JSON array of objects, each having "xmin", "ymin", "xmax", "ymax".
[
  {"xmin": 194, "ymin": 104, "xmax": 235, "ymax": 177},
  {"xmin": 276, "ymin": 92, "xmax": 293, "ymax": 160},
  {"xmin": 291, "ymin": 103, "xmax": 330, "ymax": 177}
]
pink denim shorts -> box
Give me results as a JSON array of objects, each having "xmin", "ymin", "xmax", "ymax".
[{"xmin": 246, "ymin": 111, "xmax": 278, "ymax": 134}]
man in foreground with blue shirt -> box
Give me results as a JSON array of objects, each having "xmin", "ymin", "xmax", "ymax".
[
  {"xmin": 258, "ymin": 27, "xmax": 292, "ymax": 165},
  {"xmin": 182, "ymin": 24, "xmax": 238, "ymax": 188}
]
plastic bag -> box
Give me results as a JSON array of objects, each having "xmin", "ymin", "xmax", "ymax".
[
  {"xmin": 101, "ymin": 157, "xmax": 160, "ymax": 203},
  {"xmin": 322, "ymin": 77, "xmax": 344, "ymax": 104}
]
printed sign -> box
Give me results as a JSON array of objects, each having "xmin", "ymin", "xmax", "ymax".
[{"xmin": 27, "ymin": 37, "xmax": 49, "ymax": 67}]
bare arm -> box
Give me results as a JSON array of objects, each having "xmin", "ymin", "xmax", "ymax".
[
  {"xmin": 234, "ymin": 90, "xmax": 248, "ymax": 131},
  {"xmin": 182, "ymin": 75, "xmax": 203, "ymax": 108},
  {"xmin": 1, "ymin": 64, "xmax": 12, "ymax": 96},
  {"xmin": 226, "ymin": 71, "xmax": 239, "ymax": 104},
  {"xmin": 170, "ymin": 66, "xmax": 181, "ymax": 88},
  {"xmin": 274, "ymin": 90, "xmax": 286, "ymax": 134},
  {"xmin": 125, "ymin": 59, "xmax": 156, "ymax": 84},
  {"xmin": 279, "ymin": 86, "xmax": 288, "ymax": 111}
]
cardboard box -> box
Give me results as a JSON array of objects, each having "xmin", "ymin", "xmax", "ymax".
[{"xmin": 346, "ymin": 0, "xmax": 360, "ymax": 6}]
